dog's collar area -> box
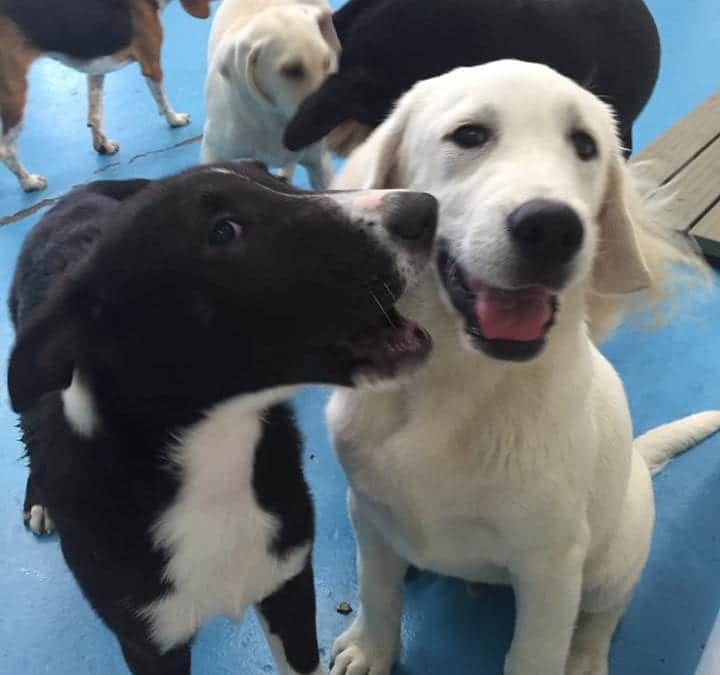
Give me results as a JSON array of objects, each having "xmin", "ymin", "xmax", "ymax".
[{"xmin": 436, "ymin": 244, "xmax": 558, "ymax": 362}]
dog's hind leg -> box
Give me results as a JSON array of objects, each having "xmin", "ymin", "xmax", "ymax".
[
  {"xmin": 119, "ymin": 639, "xmax": 191, "ymax": 675},
  {"xmin": 144, "ymin": 75, "xmax": 190, "ymax": 128},
  {"xmin": 129, "ymin": 4, "xmax": 189, "ymax": 128},
  {"xmin": 257, "ymin": 558, "xmax": 326, "ymax": 674},
  {"xmin": 0, "ymin": 28, "xmax": 46, "ymax": 191},
  {"xmin": 87, "ymin": 74, "xmax": 120, "ymax": 155}
]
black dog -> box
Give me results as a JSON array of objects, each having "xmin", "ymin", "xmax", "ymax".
[
  {"xmin": 284, "ymin": 0, "xmax": 660, "ymax": 157},
  {"xmin": 7, "ymin": 162, "xmax": 436, "ymax": 675}
]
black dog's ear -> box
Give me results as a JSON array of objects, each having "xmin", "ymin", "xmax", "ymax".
[
  {"xmin": 8, "ymin": 298, "xmax": 80, "ymax": 413},
  {"xmin": 284, "ymin": 71, "xmax": 370, "ymax": 151},
  {"xmin": 85, "ymin": 178, "xmax": 152, "ymax": 202}
]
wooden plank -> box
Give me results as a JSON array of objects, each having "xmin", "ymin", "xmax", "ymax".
[
  {"xmin": 632, "ymin": 90, "xmax": 720, "ymax": 185},
  {"xmin": 660, "ymin": 135, "xmax": 720, "ymax": 233},
  {"xmin": 690, "ymin": 199, "xmax": 720, "ymax": 261}
]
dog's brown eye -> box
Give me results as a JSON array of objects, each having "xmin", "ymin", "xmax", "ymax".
[
  {"xmin": 570, "ymin": 130, "xmax": 598, "ymax": 161},
  {"xmin": 282, "ymin": 62, "xmax": 305, "ymax": 80},
  {"xmin": 449, "ymin": 124, "xmax": 491, "ymax": 149},
  {"xmin": 208, "ymin": 219, "xmax": 241, "ymax": 246}
]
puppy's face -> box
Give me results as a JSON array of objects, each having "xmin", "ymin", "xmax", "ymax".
[
  {"xmin": 247, "ymin": 5, "xmax": 339, "ymax": 115},
  {"xmin": 8, "ymin": 163, "xmax": 437, "ymax": 414},
  {"xmin": 360, "ymin": 61, "xmax": 650, "ymax": 362}
]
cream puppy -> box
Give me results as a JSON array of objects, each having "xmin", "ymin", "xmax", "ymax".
[
  {"xmin": 327, "ymin": 61, "xmax": 719, "ymax": 675},
  {"xmin": 201, "ymin": 0, "xmax": 339, "ymax": 188}
]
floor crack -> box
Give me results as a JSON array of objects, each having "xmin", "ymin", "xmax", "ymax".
[{"xmin": 1, "ymin": 134, "xmax": 203, "ymax": 227}]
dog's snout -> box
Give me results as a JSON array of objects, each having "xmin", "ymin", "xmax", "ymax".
[
  {"xmin": 383, "ymin": 192, "xmax": 438, "ymax": 245},
  {"xmin": 507, "ymin": 199, "xmax": 584, "ymax": 264}
]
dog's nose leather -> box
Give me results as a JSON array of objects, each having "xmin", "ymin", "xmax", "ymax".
[
  {"xmin": 383, "ymin": 192, "xmax": 438, "ymax": 244},
  {"xmin": 507, "ymin": 199, "xmax": 584, "ymax": 265}
]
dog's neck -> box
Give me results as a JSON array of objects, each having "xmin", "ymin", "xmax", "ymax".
[{"xmin": 61, "ymin": 359, "xmax": 298, "ymax": 450}]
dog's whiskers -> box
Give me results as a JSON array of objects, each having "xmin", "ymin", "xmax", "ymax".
[
  {"xmin": 382, "ymin": 281, "xmax": 398, "ymax": 304},
  {"xmin": 370, "ymin": 290, "xmax": 396, "ymax": 327}
]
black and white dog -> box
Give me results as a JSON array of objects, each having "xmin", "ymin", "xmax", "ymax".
[
  {"xmin": 7, "ymin": 162, "xmax": 436, "ymax": 675},
  {"xmin": 283, "ymin": 0, "xmax": 660, "ymax": 158}
]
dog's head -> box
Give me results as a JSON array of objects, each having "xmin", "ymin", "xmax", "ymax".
[
  {"xmin": 8, "ymin": 163, "xmax": 437, "ymax": 415},
  {"xmin": 219, "ymin": 4, "xmax": 340, "ymax": 117},
  {"xmin": 344, "ymin": 60, "xmax": 660, "ymax": 362}
]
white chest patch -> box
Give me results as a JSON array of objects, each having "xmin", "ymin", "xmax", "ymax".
[
  {"xmin": 141, "ymin": 394, "xmax": 310, "ymax": 652},
  {"xmin": 48, "ymin": 53, "xmax": 131, "ymax": 75}
]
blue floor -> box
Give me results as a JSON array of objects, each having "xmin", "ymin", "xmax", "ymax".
[{"xmin": 1, "ymin": 1, "xmax": 719, "ymax": 674}]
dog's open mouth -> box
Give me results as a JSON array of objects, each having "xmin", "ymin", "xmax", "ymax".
[
  {"xmin": 437, "ymin": 245, "xmax": 558, "ymax": 362},
  {"xmin": 336, "ymin": 306, "xmax": 432, "ymax": 384}
]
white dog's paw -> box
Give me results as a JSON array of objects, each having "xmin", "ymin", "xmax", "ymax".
[
  {"xmin": 21, "ymin": 173, "xmax": 48, "ymax": 192},
  {"xmin": 166, "ymin": 112, "xmax": 190, "ymax": 128},
  {"xmin": 565, "ymin": 648, "xmax": 608, "ymax": 675},
  {"xmin": 330, "ymin": 622, "xmax": 396, "ymax": 675},
  {"xmin": 24, "ymin": 505, "xmax": 55, "ymax": 536},
  {"xmin": 93, "ymin": 135, "xmax": 120, "ymax": 155}
]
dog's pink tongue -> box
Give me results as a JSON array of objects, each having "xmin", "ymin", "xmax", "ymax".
[{"xmin": 474, "ymin": 286, "xmax": 552, "ymax": 342}]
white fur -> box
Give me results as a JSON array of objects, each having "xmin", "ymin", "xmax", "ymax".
[
  {"xmin": 145, "ymin": 77, "xmax": 191, "ymax": 127},
  {"xmin": 25, "ymin": 504, "xmax": 55, "ymax": 536},
  {"xmin": 141, "ymin": 388, "xmax": 309, "ymax": 653},
  {"xmin": 61, "ymin": 369, "xmax": 101, "ymax": 438},
  {"xmin": 48, "ymin": 53, "xmax": 130, "ymax": 75},
  {"xmin": 327, "ymin": 61, "xmax": 718, "ymax": 675},
  {"xmin": 201, "ymin": 0, "xmax": 340, "ymax": 189},
  {"xmin": 0, "ymin": 123, "xmax": 47, "ymax": 191}
]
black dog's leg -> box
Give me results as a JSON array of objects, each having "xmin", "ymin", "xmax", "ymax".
[
  {"xmin": 119, "ymin": 638, "xmax": 191, "ymax": 675},
  {"xmin": 257, "ymin": 558, "xmax": 323, "ymax": 674},
  {"xmin": 23, "ymin": 464, "xmax": 54, "ymax": 535}
]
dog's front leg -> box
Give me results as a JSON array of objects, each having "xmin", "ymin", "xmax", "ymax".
[
  {"xmin": 504, "ymin": 541, "xmax": 587, "ymax": 675},
  {"xmin": 303, "ymin": 147, "xmax": 333, "ymax": 191},
  {"xmin": 257, "ymin": 557, "xmax": 326, "ymax": 675},
  {"xmin": 279, "ymin": 162, "xmax": 297, "ymax": 183},
  {"xmin": 331, "ymin": 490, "xmax": 406, "ymax": 675},
  {"xmin": 87, "ymin": 75, "xmax": 120, "ymax": 155}
]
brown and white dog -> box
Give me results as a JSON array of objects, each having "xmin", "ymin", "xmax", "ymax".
[{"xmin": 0, "ymin": 0, "xmax": 213, "ymax": 192}]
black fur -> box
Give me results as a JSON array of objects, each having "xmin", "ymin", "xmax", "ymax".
[
  {"xmin": 284, "ymin": 0, "xmax": 661, "ymax": 156},
  {"xmin": 0, "ymin": 0, "xmax": 135, "ymax": 59},
  {"xmin": 8, "ymin": 162, "xmax": 436, "ymax": 674}
]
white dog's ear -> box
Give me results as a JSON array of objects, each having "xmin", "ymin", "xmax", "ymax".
[
  {"xmin": 356, "ymin": 92, "xmax": 416, "ymax": 188},
  {"xmin": 592, "ymin": 154, "xmax": 652, "ymax": 294},
  {"xmin": 313, "ymin": 7, "xmax": 341, "ymax": 55},
  {"xmin": 244, "ymin": 40, "xmax": 275, "ymax": 106}
]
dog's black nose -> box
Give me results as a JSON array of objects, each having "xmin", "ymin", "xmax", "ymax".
[
  {"xmin": 507, "ymin": 199, "xmax": 584, "ymax": 264},
  {"xmin": 384, "ymin": 192, "xmax": 438, "ymax": 245}
]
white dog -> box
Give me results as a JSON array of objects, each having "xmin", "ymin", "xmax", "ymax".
[
  {"xmin": 327, "ymin": 61, "xmax": 719, "ymax": 675},
  {"xmin": 201, "ymin": 0, "xmax": 340, "ymax": 189}
]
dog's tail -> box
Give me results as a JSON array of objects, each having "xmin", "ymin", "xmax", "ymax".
[{"xmin": 634, "ymin": 411, "xmax": 720, "ymax": 474}]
